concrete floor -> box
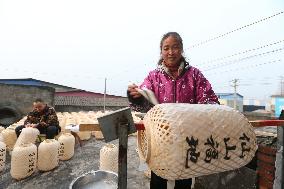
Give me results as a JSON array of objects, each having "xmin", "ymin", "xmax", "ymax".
[
  {"xmin": 0, "ymin": 134, "xmax": 261, "ymax": 189},
  {"xmin": 0, "ymin": 136, "xmax": 150, "ymax": 189}
]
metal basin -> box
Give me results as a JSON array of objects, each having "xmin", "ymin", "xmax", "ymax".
[{"xmin": 70, "ymin": 170, "xmax": 118, "ymax": 189}]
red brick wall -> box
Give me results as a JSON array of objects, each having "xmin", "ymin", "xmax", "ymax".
[{"xmin": 257, "ymin": 145, "xmax": 277, "ymax": 189}]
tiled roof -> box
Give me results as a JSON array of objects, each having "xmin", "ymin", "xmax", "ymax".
[{"xmin": 55, "ymin": 96, "xmax": 129, "ymax": 107}]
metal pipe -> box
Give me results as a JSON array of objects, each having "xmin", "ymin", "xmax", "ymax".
[{"xmin": 118, "ymin": 121, "xmax": 128, "ymax": 189}]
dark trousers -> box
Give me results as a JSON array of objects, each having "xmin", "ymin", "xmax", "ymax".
[
  {"xmin": 150, "ymin": 171, "xmax": 192, "ymax": 189},
  {"xmin": 15, "ymin": 125, "xmax": 59, "ymax": 139}
]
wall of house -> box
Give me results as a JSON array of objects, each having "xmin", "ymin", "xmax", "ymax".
[
  {"xmin": 0, "ymin": 83, "xmax": 55, "ymax": 125},
  {"xmin": 219, "ymin": 99, "xmax": 243, "ymax": 112}
]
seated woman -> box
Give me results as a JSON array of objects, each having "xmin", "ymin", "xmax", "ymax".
[
  {"xmin": 15, "ymin": 98, "xmax": 61, "ymax": 139},
  {"xmin": 127, "ymin": 32, "xmax": 219, "ymax": 189}
]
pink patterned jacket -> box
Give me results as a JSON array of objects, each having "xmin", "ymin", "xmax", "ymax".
[{"xmin": 128, "ymin": 62, "xmax": 219, "ymax": 112}]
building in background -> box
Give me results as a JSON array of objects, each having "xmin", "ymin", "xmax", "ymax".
[
  {"xmin": 271, "ymin": 95, "xmax": 284, "ymax": 117},
  {"xmin": 216, "ymin": 93, "xmax": 243, "ymax": 112},
  {"xmin": 0, "ymin": 78, "xmax": 77, "ymax": 92},
  {"xmin": 55, "ymin": 91, "xmax": 128, "ymax": 112},
  {"xmin": 243, "ymin": 98, "xmax": 270, "ymax": 112},
  {"xmin": 0, "ymin": 83, "xmax": 55, "ymax": 126},
  {"xmin": 0, "ymin": 78, "xmax": 128, "ymax": 112}
]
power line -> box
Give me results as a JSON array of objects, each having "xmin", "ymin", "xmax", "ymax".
[
  {"xmin": 240, "ymin": 76, "xmax": 279, "ymax": 81},
  {"xmin": 239, "ymin": 76, "xmax": 283, "ymax": 83},
  {"xmin": 203, "ymin": 47, "xmax": 284, "ymax": 71},
  {"xmin": 185, "ymin": 11, "xmax": 284, "ymax": 49},
  {"xmin": 206, "ymin": 59, "xmax": 281, "ymax": 76},
  {"xmin": 215, "ymin": 82, "xmax": 275, "ymax": 89},
  {"xmin": 239, "ymin": 83, "xmax": 274, "ymax": 86},
  {"xmin": 213, "ymin": 81, "xmax": 276, "ymax": 91},
  {"xmin": 196, "ymin": 39, "xmax": 284, "ymax": 66}
]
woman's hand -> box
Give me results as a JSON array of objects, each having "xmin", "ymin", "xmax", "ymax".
[{"xmin": 128, "ymin": 84, "xmax": 142, "ymax": 99}]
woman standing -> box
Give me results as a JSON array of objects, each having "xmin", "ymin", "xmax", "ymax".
[{"xmin": 127, "ymin": 32, "xmax": 219, "ymax": 189}]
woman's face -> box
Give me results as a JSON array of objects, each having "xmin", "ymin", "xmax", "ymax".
[{"xmin": 161, "ymin": 36, "xmax": 183, "ymax": 67}]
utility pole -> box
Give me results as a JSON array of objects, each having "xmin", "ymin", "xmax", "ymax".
[
  {"xmin": 231, "ymin": 79, "xmax": 239, "ymax": 110},
  {"xmin": 103, "ymin": 78, "xmax": 107, "ymax": 113}
]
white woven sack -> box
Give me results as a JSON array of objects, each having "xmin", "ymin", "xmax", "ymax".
[
  {"xmin": 0, "ymin": 133, "xmax": 4, "ymax": 142},
  {"xmin": 58, "ymin": 133, "xmax": 75, "ymax": 161},
  {"xmin": 76, "ymin": 116, "xmax": 92, "ymax": 140},
  {"xmin": 77, "ymin": 116, "xmax": 95, "ymax": 134},
  {"xmin": 99, "ymin": 144, "xmax": 118, "ymax": 173},
  {"xmin": 92, "ymin": 131, "xmax": 104, "ymax": 140},
  {"xmin": 2, "ymin": 128, "xmax": 17, "ymax": 150},
  {"xmin": 15, "ymin": 128, "xmax": 39, "ymax": 147},
  {"xmin": 139, "ymin": 104, "xmax": 257, "ymax": 180},
  {"xmin": 65, "ymin": 117, "xmax": 76, "ymax": 126},
  {"xmin": 58, "ymin": 117, "xmax": 66, "ymax": 131},
  {"xmin": 0, "ymin": 126, "xmax": 5, "ymax": 133},
  {"xmin": 0, "ymin": 141, "xmax": 6, "ymax": 172},
  {"xmin": 77, "ymin": 131, "xmax": 92, "ymax": 141},
  {"xmin": 38, "ymin": 139, "xmax": 60, "ymax": 171},
  {"xmin": 11, "ymin": 143, "xmax": 37, "ymax": 180}
]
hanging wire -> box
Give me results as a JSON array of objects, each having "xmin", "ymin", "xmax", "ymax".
[
  {"xmin": 185, "ymin": 11, "xmax": 284, "ymax": 49},
  {"xmin": 203, "ymin": 47, "xmax": 284, "ymax": 71},
  {"xmin": 195, "ymin": 39, "xmax": 284, "ymax": 66},
  {"xmin": 206, "ymin": 59, "xmax": 281, "ymax": 76}
]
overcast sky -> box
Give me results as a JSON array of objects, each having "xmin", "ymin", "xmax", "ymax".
[{"xmin": 0, "ymin": 0, "xmax": 283, "ymax": 100}]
